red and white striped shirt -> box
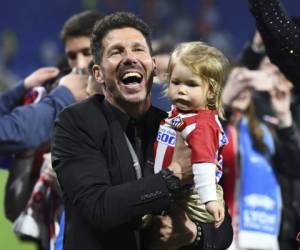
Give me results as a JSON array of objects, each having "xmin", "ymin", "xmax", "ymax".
[{"xmin": 154, "ymin": 107, "xmax": 228, "ymax": 202}]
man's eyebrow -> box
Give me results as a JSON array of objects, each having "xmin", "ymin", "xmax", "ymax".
[
  {"xmin": 132, "ymin": 42, "xmax": 146, "ymax": 48},
  {"xmin": 66, "ymin": 47, "xmax": 90, "ymax": 53},
  {"xmin": 106, "ymin": 44, "xmax": 123, "ymax": 52}
]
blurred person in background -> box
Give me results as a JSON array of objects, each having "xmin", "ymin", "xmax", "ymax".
[
  {"xmin": 61, "ymin": 10, "xmax": 102, "ymax": 74},
  {"xmin": 0, "ymin": 10, "xmax": 103, "ymax": 250},
  {"xmin": 221, "ymin": 61, "xmax": 300, "ymax": 249},
  {"xmin": 237, "ymin": 27, "xmax": 300, "ymax": 250},
  {"xmin": 0, "ymin": 10, "xmax": 103, "ymax": 154},
  {"xmin": 247, "ymin": 0, "xmax": 300, "ymax": 96},
  {"xmin": 150, "ymin": 38, "xmax": 174, "ymax": 112},
  {"xmin": 0, "ymin": 29, "xmax": 19, "ymax": 91}
]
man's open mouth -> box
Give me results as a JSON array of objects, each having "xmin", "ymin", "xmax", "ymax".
[{"xmin": 121, "ymin": 72, "xmax": 143, "ymax": 85}]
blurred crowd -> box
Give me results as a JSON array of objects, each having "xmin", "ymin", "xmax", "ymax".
[{"xmin": 1, "ymin": 0, "xmax": 300, "ymax": 250}]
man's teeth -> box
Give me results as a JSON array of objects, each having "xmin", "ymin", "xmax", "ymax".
[{"xmin": 122, "ymin": 72, "xmax": 142, "ymax": 81}]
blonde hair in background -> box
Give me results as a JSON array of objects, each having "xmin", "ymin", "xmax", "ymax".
[{"xmin": 168, "ymin": 41, "xmax": 230, "ymax": 118}]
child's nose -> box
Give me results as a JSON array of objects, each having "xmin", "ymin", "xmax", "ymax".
[{"xmin": 178, "ymin": 85, "xmax": 187, "ymax": 94}]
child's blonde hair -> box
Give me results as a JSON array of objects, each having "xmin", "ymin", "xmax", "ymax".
[{"xmin": 168, "ymin": 41, "xmax": 229, "ymax": 118}]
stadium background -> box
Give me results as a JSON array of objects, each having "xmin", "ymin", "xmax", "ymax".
[{"xmin": 0, "ymin": 0, "xmax": 299, "ymax": 249}]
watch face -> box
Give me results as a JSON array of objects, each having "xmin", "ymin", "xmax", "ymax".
[
  {"xmin": 169, "ymin": 181, "xmax": 179, "ymax": 191},
  {"xmin": 161, "ymin": 168, "xmax": 181, "ymax": 192},
  {"xmin": 167, "ymin": 174, "xmax": 181, "ymax": 192}
]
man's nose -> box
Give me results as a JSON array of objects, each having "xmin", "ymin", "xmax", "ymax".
[{"xmin": 122, "ymin": 50, "xmax": 138, "ymax": 65}]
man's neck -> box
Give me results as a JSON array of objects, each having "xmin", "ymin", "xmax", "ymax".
[{"xmin": 108, "ymin": 97, "xmax": 151, "ymax": 120}]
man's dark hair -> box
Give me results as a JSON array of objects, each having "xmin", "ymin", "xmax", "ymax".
[
  {"xmin": 91, "ymin": 11, "xmax": 152, "ymax": 64},
  {"xmin": 88, "ymin": 60, "xmax": 94, "ymax": 76},
  {"xmin": 60, "ymin": 10, "xmax": 103, "ymax": 44}
]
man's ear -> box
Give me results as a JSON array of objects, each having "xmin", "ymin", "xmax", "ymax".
[
  {"xmin": 152, "ymin": 57, "xmax": 157, "ymax": 76},
  {"xmin": 92, "ymin": 64, "xmax": 104, "ymax": 84}
]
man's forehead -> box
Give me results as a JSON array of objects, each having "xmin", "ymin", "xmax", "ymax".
[
  {"xmin": 65, "ymin": 36, "xmax": 91, "ymax": 51},
  {"xmin": 102, "ymin": 27, "xmax": 147, "ymax": 47}
]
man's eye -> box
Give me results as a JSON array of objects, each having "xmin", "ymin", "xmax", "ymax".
[
  {"xmin": 110, "ymin": 50, "xmax": 120, "ymax": 56},
  {"xmin": 82, "ymin": 49, "xmax": 91, "ymax": 56},
  {"xmin": 134, "ymin": 47, "xmax": 144, "ymax": 52}
]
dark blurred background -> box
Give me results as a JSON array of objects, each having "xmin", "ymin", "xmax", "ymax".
[{"xmin": 0, "ymin": 0, "xmax": 299, "ymax": 82}]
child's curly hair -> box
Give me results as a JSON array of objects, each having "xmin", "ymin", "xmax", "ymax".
[{"xmin": 168, "ymin": 41, "xmax": 230, "ymax": 118}]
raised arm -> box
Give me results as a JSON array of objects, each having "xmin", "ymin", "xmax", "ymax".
[
  {"xmin": 0, "ymin": 73, "xmax": 87, "ymax": 154},
  {"xmin": 0, "ymin": 67, "xmax": 59, "ymax": 115},
  {"xmin": 247, "ymin": 0, "xmax": 300, "ymax": 85}
]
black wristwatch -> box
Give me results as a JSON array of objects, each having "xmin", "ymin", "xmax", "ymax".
[{"xmin": 160, "ymin": 168, "xmax": 181, "ymax": 194}]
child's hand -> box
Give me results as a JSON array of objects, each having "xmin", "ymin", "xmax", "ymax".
[{"xmin": 205, "ymin": 201, "xmax": 225, "ymax": 228}]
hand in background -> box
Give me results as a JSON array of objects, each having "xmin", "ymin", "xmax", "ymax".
[
  {"xmin": 42, "ymin": 153, "xmax": 62, "ymax": 196},
  {"xmin": 222, "ymin": 67, "xmax": 252, "ymax": 108},
  {"xmin": 223, "ymin": 67, "xmax": 277, "ymax": 112},
  {"xmin": 259, "ymin": 56, "xmax": 293, "ymax": 128},
  {"xmin": 270, "ymin": 74, "xmax": 293, "ymax": 128},
  {"xmin": 24, "ymin": 67, "xmax": 60, "ymax": 90},
  {"xmin": 59, "ymin": 72, "xmax": 89, "ymax": 102},
  {"xmin": 247, "ymin": 70, "xmax": 275, "ymax": 92},
  {"xmin": 251, "ymin": 30, "xmax": 265, "ymax": 53}
]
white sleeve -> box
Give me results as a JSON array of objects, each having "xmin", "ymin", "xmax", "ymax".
[{"xmin": 192, "ymin": 163, "xmax": 217, "ymax": 203}]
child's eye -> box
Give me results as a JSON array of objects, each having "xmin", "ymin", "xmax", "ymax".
[
  {"xmin": 170, "ymin": 80, "xmax": 179, "ymax": 85},
  {"xmin": 187, "ymin": 82, "xmax": 198, "ymax": 87}
]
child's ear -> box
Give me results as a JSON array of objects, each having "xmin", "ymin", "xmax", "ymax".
[{"xmin": 208, "ymin": 91, "xmax": 214, "ymax": 99}]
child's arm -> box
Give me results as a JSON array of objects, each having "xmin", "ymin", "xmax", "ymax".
[
  {"xmin": 206, "ymin": 201, "xmax": 225, "ymax": 228},
  {"xmin": 193, "ymin": 163, "xmax": 224, "ymax": 228},
  {"xmin": 193, "ymin": 162, "xmax": 217, "ymax": 202}
]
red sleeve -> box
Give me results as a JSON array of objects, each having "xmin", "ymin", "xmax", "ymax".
[{"xmin": 187, "ymin": 120, "xmax": 219, "ymax": 164}]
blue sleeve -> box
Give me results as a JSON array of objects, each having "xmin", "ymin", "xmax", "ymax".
[
  {"xmin": 0, "ymin": 86, "xmax": 75, "ymax": 154},
  {"xmin": 55, "ymin": 210, "xmax": 65, "ymax": 250},
  {"xmin": 0, "ymin": 81, "xmax": 27, "ymax": 115}
]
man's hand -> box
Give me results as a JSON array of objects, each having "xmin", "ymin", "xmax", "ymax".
[
  {"xmin": 24, "ymin": 67, "xmax": 59, "ymax": 90},
  {"xmin": 205, "ymin": 201, "xmax": 225, "ymax": 228},
  {"xmin": 42, "ymin": 153, "xmax": 62, "ymax": 195},
  {"xmin": 150, "ymin": 204, "xmax": 197, "ymax": 250},
  {"xmin": 168, "ymin": 132, "xmax": 192, "ymax": 185},
  {"xmin": 59, "ymin": 72, "xmax": 89, "ymax": 102}
]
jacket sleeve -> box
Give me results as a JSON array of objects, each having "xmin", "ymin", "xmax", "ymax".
[
  {"xmin": 274, "ymin": 124, "xmax": 300, "ymax": 178},
  {"xmin": 0, "ymin": 81, "xmax": 27, "ymax": 115},
  {"xmin": 247, "ymin": 0, "xmax": 300, "ymax": 85},
  {"xmin": 51, "ymin": 106, "xmax": 171, "ymax": 232},
  {"xmin": 0, "ymin": 86, "xmax": 75, "ymax": 154},
  {"xmin": 237, "ymin": 42, "xmax": 264, "ymax": 69}
]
